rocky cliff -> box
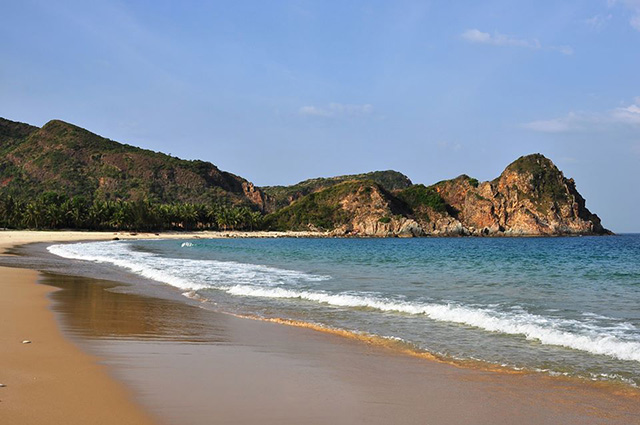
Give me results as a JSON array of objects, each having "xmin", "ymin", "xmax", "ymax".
[
  {"xmin": 265, "ymin": 154, "xmax": 609, "ymax": 237},
  {"xmin": 264, "ymin": 180, "xmax": 424, "ymax": 237},
  {"xmin": 425, "ymin": 154, "xmax": 608, "ymax": 236},
  {"xmin": 261, "ymin": 170, "xmax": 412, "ymax": 212}
]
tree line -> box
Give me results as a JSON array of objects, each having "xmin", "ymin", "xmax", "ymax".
[{"xmin": 0, "ymin": 193, "xmax": 265, "ymax": 231}]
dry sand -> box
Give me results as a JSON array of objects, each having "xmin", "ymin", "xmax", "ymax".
[
  {"xmin": 1, "ymin": 230, "xmax": 640, "ymax": 425},
  {"xmin": 0, "ymin": 229, "xmax": 326, "ymax": 255}
]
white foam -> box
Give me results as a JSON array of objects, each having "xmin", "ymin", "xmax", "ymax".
[
  {"xmin": 224, "ymin": 284, "xmax": 640, "ymax": 363},
  {"xmin": 47, "ymin": 241, "xmax": 329, "ymax": 293},
  {"xmin": 47, "ymin": 240, "xmax": 640, "ymax": 363},
  {"xmin": 48, "ymin": 241, "xmax": 204, "ymax": 290},
  {"xmin": 181, "ymin": 242, "xmax": 194, "ymax": 247}
]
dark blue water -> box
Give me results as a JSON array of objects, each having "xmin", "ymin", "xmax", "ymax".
[{"xmin": 49, "ymin": 235, "xmax": 640, "ymax": 387}]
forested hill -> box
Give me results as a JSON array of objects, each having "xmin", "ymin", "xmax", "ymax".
[
  {"xmin": 0, "ymin": 117, "xmax": 610, "ymax": 236},
  {"xmin": 0, "ymin": 117, "xmax": 266, "ymax": 209},
  {"xmin": 262, "ymin": 170, "xmax": 412, "ymax": 212}
]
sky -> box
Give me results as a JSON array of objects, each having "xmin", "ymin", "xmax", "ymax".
[{"xmin": 1, "ymin": 1, "xmax": 639, "ymax": 232}]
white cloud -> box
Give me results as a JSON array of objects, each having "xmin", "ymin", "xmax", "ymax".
[
  {"xmin": 460, "ymin": 29, "xmax": 540, "ymax": 48},
  {"xmin": 299, "ymin": 103, "xmax": 373, "ymax": 118},
  {"xmin": 523, "ymin": 99, "xmax": 640, "ymax": 133},
  {"xmin": 611, "ymin": 104, "xmax": 640, "ymax": 124},
  {"xmin": 437, "ymin": 141, "xmax": 462, "ymax": 152},
  {"xmin": 299, "ymin": 106, "xmax": 331, "ymax": 117},
  {"xmin": 609, "ymin": 0, "xmax": 640, "ymax": 31},
  {"xmin": 460, "ymin": 29, "xmax": 572, "ymax": 55},
  {"xmin": 522, "ymin": 115, "xmax": 580, "ymax": 133},
  {"xmin": 584, "ymin": 14, "xmax": 612, "ymax": 30},
  {"xmin": 550, "ymin": 45, "xmax": 574, "ymax": 55}
]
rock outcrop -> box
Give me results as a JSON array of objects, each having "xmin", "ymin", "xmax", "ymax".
[
  {"xmin": 265, "ymin": 180, "xmax": 423, "ymax": 237},
  {"xmin": 424, "ymin": 154, "xmax": 608, "ymax": 236},
  {"xmin": 261, "ymin": 170, "xmax": 412, "ymax": 212},
  {"xmin": 265, "ymin": 154, "xmax": 609, "ymax": 237}
]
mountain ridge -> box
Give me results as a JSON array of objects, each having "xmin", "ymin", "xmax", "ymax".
[
  {"xmin": 262, "ymin": 170, "xmax": 412, "ymax": 212},
  {"xmin": 0, "ymin": 117, "xmax": 267, "ymax": 210},
  {"xmin": 0, "ymin": 117, "xmax": 610, "ymax": 236}
]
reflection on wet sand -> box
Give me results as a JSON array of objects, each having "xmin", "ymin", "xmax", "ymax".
[
  {"xmin": 36, "ymin": 271, "xmax": 640, "ymax": 425},
  {"xmin": 40, "ymin": 273, "xmax": 229, "ymax": 343}
]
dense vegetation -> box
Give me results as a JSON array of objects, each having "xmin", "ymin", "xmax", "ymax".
[
  {"xmin": 396, "ymin": 184, "xmax": 447, "ymax": 213},
  {"xmin": 262, "ymin": 170, "xmax": 412, "ymax": 211},
  {"xmin": 0, "ymin": 193, "xmax": 263, "ymax": 231},
  {"xmin": 0, "ymin": 118, "xmax": 262, "ymax": 207},
  {"xmin": 2, "ymin": 117, "xmax": 602, "ymax": 236},
  {"xmin": 263, "ymin": 181, "xmax": 368, "ymax": 230}
]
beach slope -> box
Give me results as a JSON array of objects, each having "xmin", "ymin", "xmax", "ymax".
[{"xmin": 0, "ymin": 266, "xmax": 155, "ymax": 425}]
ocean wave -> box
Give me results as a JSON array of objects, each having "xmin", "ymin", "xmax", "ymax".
[
  {"xmin": 48, "ymin": 241, "xmax": 205, "ymax": 290},
  {"xmin": 47, "ymin": 240, "xmax": 640, "ymax": 363},
  {"xmin": 47, "ymin": 241, "xmax": 330, "ymax": 293},
  {"xmin": 225, "ymin": 284, "xmax": 640, "ymax": 362}
]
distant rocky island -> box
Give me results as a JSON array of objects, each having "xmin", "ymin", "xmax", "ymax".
[{"xmin": 0, "ymin": 117, "xmax": 609, "ymax": 236}]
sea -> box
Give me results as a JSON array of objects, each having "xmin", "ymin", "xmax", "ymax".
[{"xmin": 47, "ymin": 235, "xmax": 640, "ymax": 388}]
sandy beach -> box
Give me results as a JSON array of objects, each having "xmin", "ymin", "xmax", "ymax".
[
  {"xmin": 1, "ymin": 230, "xmax": 640, "ymax": 425},
  {"xmin": 0, "ymin": 265, "xmax": 156, "ymax": 424}
]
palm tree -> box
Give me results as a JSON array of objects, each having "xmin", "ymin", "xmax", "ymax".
[
  {"xmin": 248, "ymin": 211, "xmax": 264, "ymax": 231},
  {"xmin": 179, "ymin": 203, "xmax": 198, "ymax": 230},
  {"xmin": 46, "ymin": 203, "xmax": 65, "ymax": 228},
  {"xmin": 23, "ymin": 203, "xmax": 40, "ymax": 228}
]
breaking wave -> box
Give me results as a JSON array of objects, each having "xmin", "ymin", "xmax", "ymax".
[{"xmin": 47, "ymin": 240, "xmax": 640, "ymax": 363}]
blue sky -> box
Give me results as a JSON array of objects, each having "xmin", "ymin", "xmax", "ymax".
[{"xmin": 2, "ymin": 1, "xmax": 639, "ymax": 231}]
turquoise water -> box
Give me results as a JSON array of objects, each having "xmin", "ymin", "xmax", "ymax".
[{"xmin": 49, "ymin": 235, "xmax": 640, "ymax": 387}]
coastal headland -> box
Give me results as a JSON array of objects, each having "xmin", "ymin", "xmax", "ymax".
[{"xmin": 1, "ymin": 117, "xmax": 610, "ymax": 237}]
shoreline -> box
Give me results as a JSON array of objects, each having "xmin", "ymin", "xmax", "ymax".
[
  {"xmin": 11, "ymin": 237, "xmax": 640, "ymax": 396},
  {"xmin": 234, "ymin": 314, "xmax": 640, "ymax": 395},
  {"xmin": 0, "ymin": 231, "xmax": 164, "ymax": 424},
  {"xmin": 0, "ymin": 267, "xmax": 155, "ymax": 425},
  {"xmin": 0, "ymin": 230, "xmax": 330, "ymax": 251},
  {"xmin": 2, "ymin": 230, "xmax": 640, "ymax": 424},
  {"xmin": 0, "ymin": 229, "xmax": 617, "ymax": 244}
]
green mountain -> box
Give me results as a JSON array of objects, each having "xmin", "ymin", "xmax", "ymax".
[
  {"xmin": 0, "ymin": 117, "xmax": 609, "ymax": 236},
  {"xmin": 264, "ymin": 180, "xmax": 411, "ymax": 231},
  {"xmin": 0, "ymin": 117, "xmax": 266, "ymax": 209},
  {"xmin": 261, "ymin": 170, "xmax": 412, "ymax": 212}
]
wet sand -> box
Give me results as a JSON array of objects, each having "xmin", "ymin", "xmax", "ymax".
[
  {"xmin": 39, "ymin": 273, "xmax": 640, "ymax": 425},
  {"xmin": 0, "ymin": 267, "xmax": 155, "ymax": 425},
  {"xmin": 2, "ymin": 231, "xmax": 640, "ymax": 424}
]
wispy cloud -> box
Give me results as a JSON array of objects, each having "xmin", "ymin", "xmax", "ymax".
[
  {"xmin": 437, "ymin": 141, "xmax": 462, "ymax": 152},
  {"xmin": 523, "ymin": 114, "xmax": 585, "ymax": 133},
  {"xmin": 523, "ymin": 99, "xmax": 640, "ymax": 133},
  {"xmin": 609, "ymin": 0, "xmax": 640, "ymax": 30},
  {"xmin": 460, "ymin": 29, "xmax": 572, "ymax": 55},
  {"xmin": 460, "ymin": 29, "xmax": 540, "ymax": 48},
  {"xmin": 612, "ymin": 103, "xmax": 640, "ymax": 124},
  {"xmin": 299, "ymin": 106, "xmax": 331, "ymax": 117},
  {"xmin": 299, "ymin": 103, "xmax": 373, "ymax": 118},
  {"xmin": 584, "ymin": 14, "xmax": 612, "ymax": 30},
  {"xmin": 549, "ymin": 45, "xmax": 574, "ymax": 55}
]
